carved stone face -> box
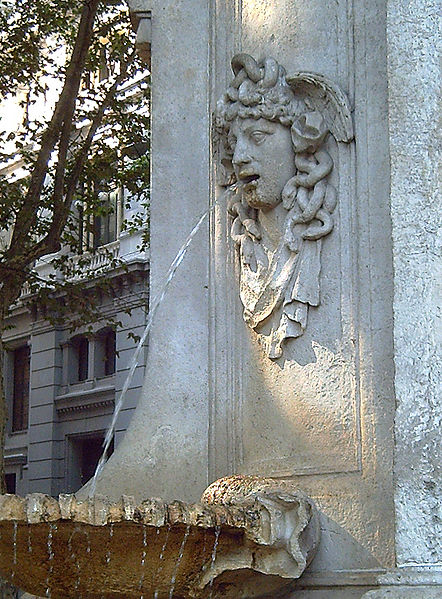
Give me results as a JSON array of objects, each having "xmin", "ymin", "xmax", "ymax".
[{"xmin": 230, "ymin": 117, "xmax": 295, "ymax": 210}]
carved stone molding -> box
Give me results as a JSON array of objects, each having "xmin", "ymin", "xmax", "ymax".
[{"xmin": 216, "ymin": 54, "xmax": 354, "ymax": 359}]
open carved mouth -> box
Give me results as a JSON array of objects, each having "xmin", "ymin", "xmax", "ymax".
[{"xmin": 240, "ymin": 174, "xmax": 260, "ymax": 186}]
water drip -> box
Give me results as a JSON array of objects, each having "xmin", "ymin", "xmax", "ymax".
[
  {"xmin": 168, "ymin": 524, "xmax": 191, "ymax": 598},
  {"xmin": 138, "ymin": 525, "xmax": 148, "ymax": 598},
  {"xmin": 27, "ymin": 525, "xmax": 32, "ymax": 553},
  {"xmin": 202, "ymin": 529, "xmax": 207, "ymax": 560},
  {"xmin": 68, "ymin": 526, "xmax": 82, "ymax": 593},
  {"xmin": 45, "ymin": 523, "xmax": 56, "ymax": 598},
  {"xmin": 90, "ymin": 203, "xmax": 217, "ymax": 497},
  {"xmin": 106, "ymin": 523, "xmax": 114, "ymax": 564},
  {"xmin": 85, "ymin": 526, "xmax": 92, "ymax": 591},
  {"xmin": 153, "ymin": 524, "xmax": 172, "ymax": 599},
  {"xmin": 208, "ymin": 526, "xmax": 221, "ymax": 599},
  {"xmin": 11, "ymin": 521, "xmax": 17, "ymax": 582}
]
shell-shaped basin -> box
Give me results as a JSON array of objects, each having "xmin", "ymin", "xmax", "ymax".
[{"xmin": 0, "ymin": 476, "xmax": 320, "ymax": 598}]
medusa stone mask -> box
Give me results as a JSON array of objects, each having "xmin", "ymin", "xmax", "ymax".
[{"xmin": 216, "ymin": 54, "xmax": 353, "ymax": 359}]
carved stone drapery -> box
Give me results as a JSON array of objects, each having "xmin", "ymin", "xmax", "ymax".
[{"xmin": 216, "ymin": 54, "xmax": 353, "ymax": 359}]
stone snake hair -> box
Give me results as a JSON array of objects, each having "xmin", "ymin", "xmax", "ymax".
[{"xmin": 216, "ymin": 53, "xmax": 341, "ymax": 253}]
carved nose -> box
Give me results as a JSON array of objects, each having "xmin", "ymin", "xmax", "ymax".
[{"xmin": 232, "ymin": 142, "xmax": 252, "ymax": 166}]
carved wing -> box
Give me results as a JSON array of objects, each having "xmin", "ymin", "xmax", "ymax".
[{"xmin": 286, "ymin": 72, "xmax": 354, "ymax": 143}]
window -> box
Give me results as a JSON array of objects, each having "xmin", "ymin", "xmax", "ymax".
[
  {"xmin": 69, "ymin": 434, "xmax": 114, "ymax": 490},
  {"xmin": 5, "ymin": 473, "xmax": 16, "ymax": 494},
  {"xmin": 93, "ymin": 189, "xmax": 121, "ymax": 249},
  {"xmin": 81, "ymin": 46, "xmax": 117, "ymax": 91},
  {"xmin": 76, "ymin": 184, "xmax": 123, "ymax": 252},
  {"xmin": 79, "ymin": 436, "xmax": 111, "ymax": 486},
  {"xmin": 12, "ymin": 345, "xmax": 30, "ymax": 432},
  {"xmin": 103, "ymin": 329, "xmax": 116, "ymax": 376},
  {"xmin": 95, "ymin": 329, "xmax": 116, "ymax": 378},
  {"xmin": 70, "ymin": 335, "xmax": 89, "ymax": 383}
]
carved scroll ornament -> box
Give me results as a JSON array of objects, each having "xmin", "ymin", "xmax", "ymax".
[{"xmin": 216, "ymin": 54, "xmax": 354, "ymax": 359}]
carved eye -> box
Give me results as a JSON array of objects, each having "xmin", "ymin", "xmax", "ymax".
[{"xmin": 250, "ymin": 131, "xmax": 267, "ymax": 144}]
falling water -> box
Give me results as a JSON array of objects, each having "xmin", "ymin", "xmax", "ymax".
[
  {"xmin": 138, "ymin": 525, "xmax": 148, "ymax": 598},
  {"xmin": 90, "ymin": 204, "xmax": 216, "ymax": 497},
  {"xmin": 27, "ymin": 525, "xmax": 32, "ymax": 553},
  {"xmin": 168, "ymin": 524, "xmax": 191, "ymax": 599},
  {"xmin": 153, "ymin": 524, "xmax": 172, "ymax": 599},
  {"xmin": 208, "ymin": 526, "xmax": 221, "ymax": 599},
  {"xmin": 202, "ymin": 529, "xmax": 208, "ymax": 561},
  {"xmin": 11, "ymin": 521, "xmax": 17, "ymax": 582},
  {"xmin": 68, "ymin": 526, "xmax": 82, "ymax": 593},
  {"xmin": 106, "ymin": 522, "xmax": 114, "ymax": 564},
  {"xmin": 86, "ymin": 528, "xmax": 91, "ymax": 555},
  {"xmin": 45, "ymin": 523, "xmax": 56, "ymax": 598},
  {"xmin": 85, "ymin": 526, "xmax": 92, "ymax": 593}
]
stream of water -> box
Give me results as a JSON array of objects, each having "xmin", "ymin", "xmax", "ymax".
[
  {"xmin": 90, "ymin": 203, "xmax": 217, "ymax": 497},
  {"xmin": 208, "ymin": 526, "xmax": 221, "ymax": 599},
  {"xmin": 168, "ymin": 524, "xmax": 191, "ymax": 598},
  {"xmin": 45, "ymin": 522, "xmax": 56, "ymax": 598},
  {"xmin": 138, "ymin": 524, "xmax": 148, "ymax": 598},
  {"xmin": 153, "ymin": 523, "xmax": 172, "ymax": 599},
  {"xmin": 11, "ymin": 521, "xmax": 17, "ymax": 583}
]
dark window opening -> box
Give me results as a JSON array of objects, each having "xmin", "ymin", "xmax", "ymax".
[
  {"xmin": 77, "ymin": 200, "xmax": 86, "ymax": 253},
  {"xmin": 77, "ymin": 337, "xmax": 89, "ymax": 381},
  {"xmin": 70, "ymin": 435, "xmax": 114, "ymax": 489},
  {"xmin": 80, "ymin": 437, "xmax": 114, "ymax": 486},
  {"xmin": 75, "ymin": 184, "xmax": 121, "ymax": 253},
  {"xmin": 93, "ymin": 190, "xmax": 119, "ymax": 249},
  {"xmin": 12, "ymin": 345, "xmax": 30, "ymax": 432},
  {"xmin": 103, "ymin": 330, "xmax": 116, "ymax": 376},
  {"xmin": 5, "ymin": 473, "xmax": 16, "ymax": 494},
  {"xmin": 71, "ymin": 336, "xmax": 89, "ymax": 383}
]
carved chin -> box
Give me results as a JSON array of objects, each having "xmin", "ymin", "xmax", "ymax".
[{"xmin": 243, "ymin": 185, "xmax": 279, "ymax": 209}]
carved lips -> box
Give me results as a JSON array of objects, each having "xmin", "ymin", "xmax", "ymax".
[{"xmin": 240, "ymin": 173, "xmax": 260, "ymax": 192}]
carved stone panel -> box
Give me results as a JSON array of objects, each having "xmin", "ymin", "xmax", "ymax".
[
  {"xmin": 211, "ymin": 45, "xmax": 361, "ymax": 479},
  {"xmin": 216, "ymin": 54, "xmax": 353, "ymax": 359}
]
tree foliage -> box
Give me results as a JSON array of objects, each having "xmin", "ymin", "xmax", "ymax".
[
  {"xmin": 0, "ymin": 0, "xmax": 150, "ymax": 499},
  {"xmin": 0, "ymin": 0, "xmax": 150, "ymax": 319}
]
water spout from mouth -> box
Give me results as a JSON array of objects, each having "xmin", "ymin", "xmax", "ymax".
[{"xmin": 90, "ymin": 202, "xmax": 218, "ymax": 497}]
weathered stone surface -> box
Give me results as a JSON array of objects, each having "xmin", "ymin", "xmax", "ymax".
[
  {"xmin": 386, "ymin": 0, "xmax": 442, "ymax": 567},
  {"xmin": 363, "ymin": 589, "xmax": 442, "ymax": 598},
  {"xmin": 0, "ymin": 478, "xmax": 319, "ymax": 598}
]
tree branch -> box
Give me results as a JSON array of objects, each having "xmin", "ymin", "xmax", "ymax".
[
  {"xmin": 5, "ymin": 0, "xmax": 101, "ymax": 262},
  {"xmin": 26, "ymin": 49, "xmax": 138, "ymax": 264}
]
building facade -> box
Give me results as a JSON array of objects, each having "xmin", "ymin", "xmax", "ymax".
[{"xmin": 2, "ymin": 219, "xmax": 149, "ymax": 498}]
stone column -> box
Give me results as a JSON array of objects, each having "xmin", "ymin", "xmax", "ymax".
[
  {"xmin": 359, "ymin": 1, "xmax": 442, "ymax": 596},
  {"xmin": 361, "ymin": 1, "xmax": 442, "ymax": 597},
  {"xmin": 90, "ymin": 0, "xmax": 212, "ymax": 502},
  {"xmin": 387, "ymin": 0, "xmax": 441, "ymax": 569}
]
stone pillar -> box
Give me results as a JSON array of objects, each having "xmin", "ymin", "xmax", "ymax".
[
  {"xmin": 27, "ymin": 325, "xmax": 63, "ymax": 496},
  {"xmin": 90, "ymin": 0, "xmax": 212, "ymax": 502},
  {"xmin": 387, "ymin": 0, "xmax": 441, "ymax": 569},
  {"xmin": 359, "ymin": 1, "xmax": 442, "ymax": 596}
]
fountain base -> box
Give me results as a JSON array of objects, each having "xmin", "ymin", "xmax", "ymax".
[{"xmin": 0, "ymin": 476, "xmax": 319, "ymax": 598}]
